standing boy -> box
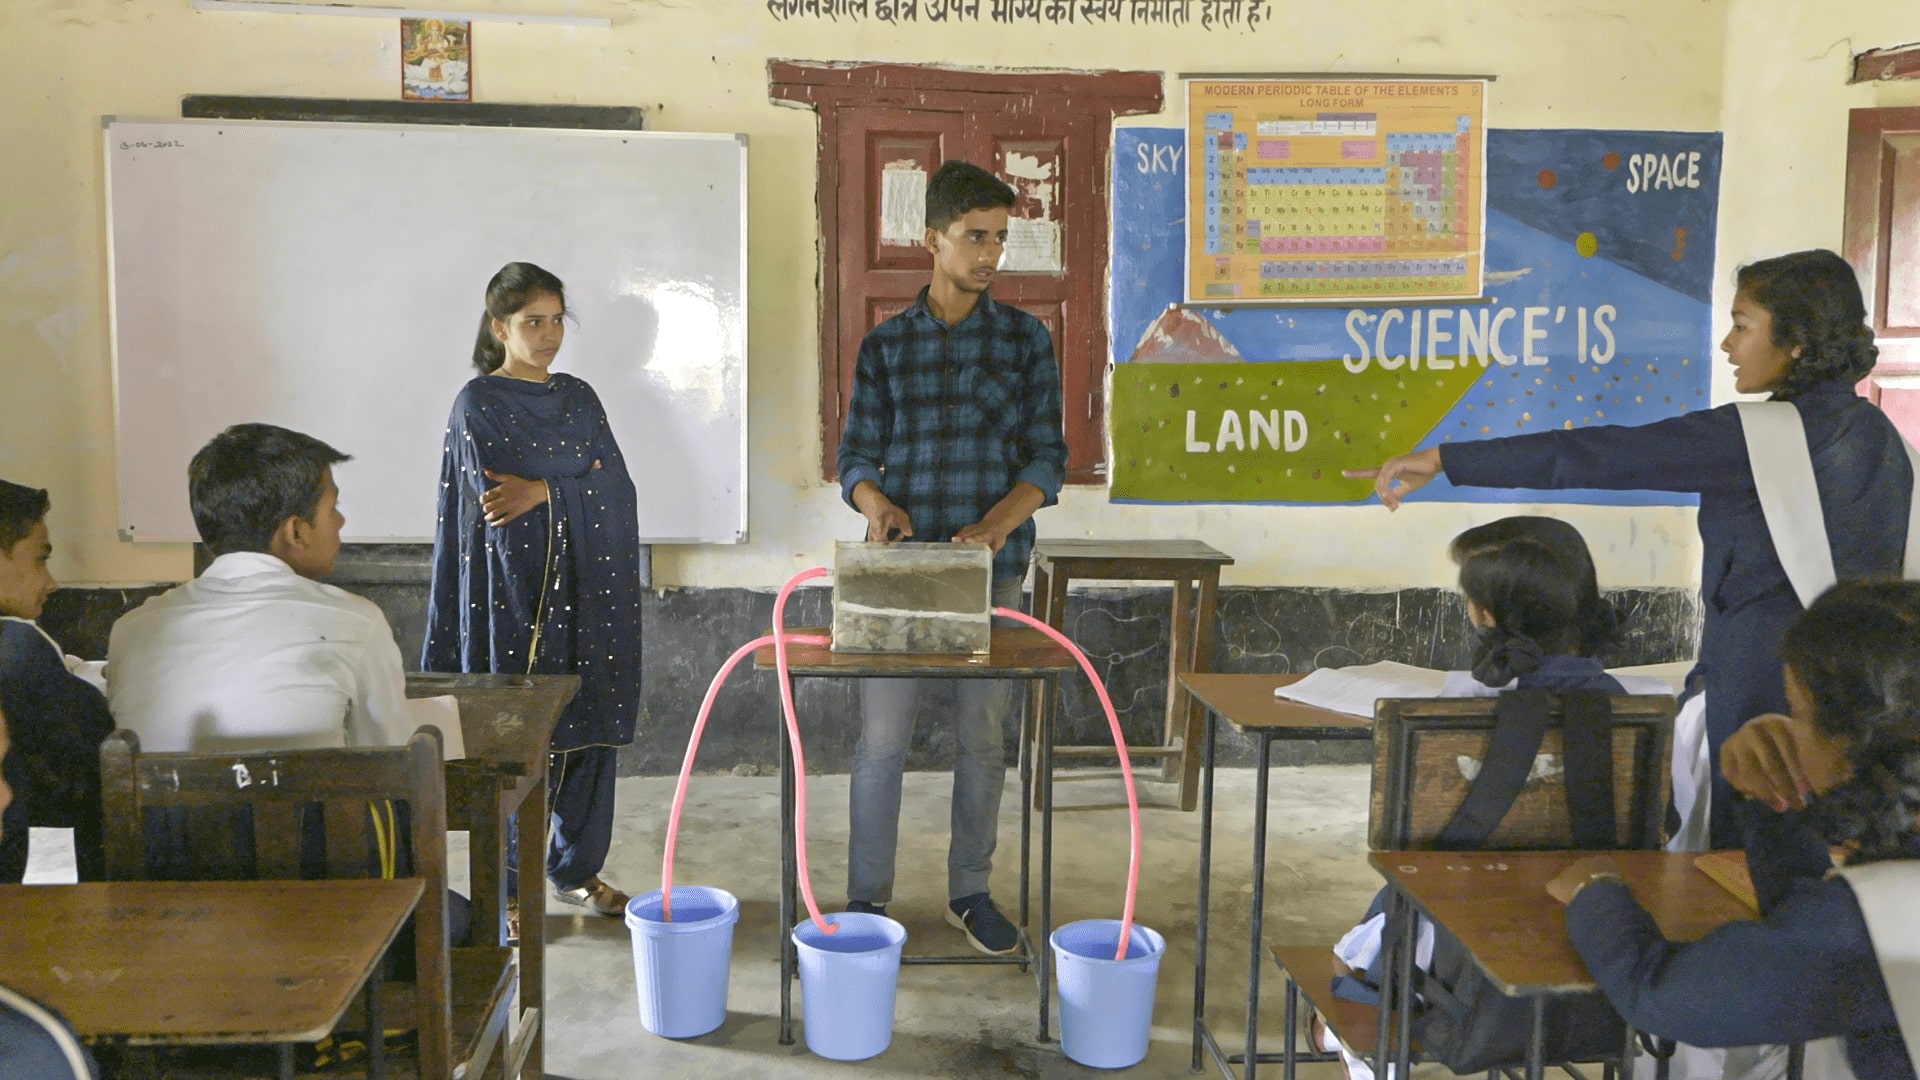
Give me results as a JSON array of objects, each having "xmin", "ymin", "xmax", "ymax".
[{"xmin": 836, "ymin": 160, "xmax": 1068, "ymax": 955}]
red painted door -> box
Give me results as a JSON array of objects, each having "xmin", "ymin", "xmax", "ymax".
[
  {"xmin": 830, "ymin": 107, "xmax": 967, "ymax": 437},
  {"xmin": 772, "ymin": 62, "xmax": 1163, "ymax": 483},
  {"xmin": 1844, "ymin": 108, "xmax": 1920, "ymax": 438}
]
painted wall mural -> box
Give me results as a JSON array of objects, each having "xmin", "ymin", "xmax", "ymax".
[{"xmin": 1108, "ymin": 126, "xmax": 1723, "ymax": 505}]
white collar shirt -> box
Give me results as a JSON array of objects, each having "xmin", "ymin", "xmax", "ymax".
[{"xmin": 106, "ymin": 552, "xmax": 417, "ymax": 753}]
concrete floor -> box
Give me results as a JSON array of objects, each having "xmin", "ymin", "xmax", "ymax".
[{"xmin": 532, "ymin": 765, "xmax": 1381, "ymax": 1080}]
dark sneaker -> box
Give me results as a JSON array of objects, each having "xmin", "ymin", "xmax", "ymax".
[
  {"xmin": 945, "ymin": 892, "xmax": 1020, "ymax": 956},
  {"xmin": 845, "ymin": 899, "xmax": 888, "ymax": 917}
]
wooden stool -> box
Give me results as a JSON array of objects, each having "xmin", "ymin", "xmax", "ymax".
[{"xmin": 1028, "ymin": 539, "xmax": 1233, "ymax": 811}]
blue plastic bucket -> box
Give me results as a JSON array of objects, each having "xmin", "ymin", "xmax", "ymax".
[
  {"xmin": 1050, "ymin": 919, "xmax": 1166, "ymax": 1069},
  {"xmin": 791, "ymin": 912, "xmax": 908, "ymax": 1061},
  {"xmin": 625, "ymin": 887, "xmax": 740, "ymax": 1038}
]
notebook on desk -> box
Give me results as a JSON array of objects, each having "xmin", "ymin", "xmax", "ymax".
[{"xmin": 1273, "ymin": 660, "xmax": 1695, "ymax": 716}]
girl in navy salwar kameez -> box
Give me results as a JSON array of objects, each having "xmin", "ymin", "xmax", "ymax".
[
  {"xmin": 424, "ymin": 262, "xmax": 643, "ymax": 921},
  {"xmin": 1352, "ymin": 250, "xmax": 1912, "ymax": 846}
]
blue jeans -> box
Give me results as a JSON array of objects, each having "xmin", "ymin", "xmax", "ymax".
[{"xmin": 847, "ymin": 578, "xmax": 1024, "ymax": 904}]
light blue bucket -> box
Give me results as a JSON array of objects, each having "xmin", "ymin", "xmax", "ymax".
[
  {"xmin": 625, "ymin": 887, "xmax": 740, "ymax": 1038},
  {"xmin": 791, "ymin": 912, "xmax": 908, "ymax": 1061},
  {"xmin": 1051, "ymin": 919, "xmax": 1166, "ymax": 1069}
]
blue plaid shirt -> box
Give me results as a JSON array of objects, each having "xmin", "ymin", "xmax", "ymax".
[{"xmin": 838, "ymin": 287, "xmax": 1068, "ymax": 583}]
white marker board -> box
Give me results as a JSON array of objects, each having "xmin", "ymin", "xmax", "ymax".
[{"xmin": 105, "ymin": 117, "xmax": 747, "ymax": 543}]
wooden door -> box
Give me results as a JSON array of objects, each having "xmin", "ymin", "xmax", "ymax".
[
  {"xmin": 771, "ymin": 62, "xmax": 1163, "ymax": 483},
  {"xmin": 1844, "ymin": 107, "xmax": 1920, "ymax": 437},
  {"xmin": 971, "ymin": 108, "xmax": 1096, "ymax": 474},
  {"xmin": 832, "ymin": 107, "xmax": 966, "ymax": 433}
]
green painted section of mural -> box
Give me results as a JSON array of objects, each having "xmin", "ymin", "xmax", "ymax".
[{"xmin": 1109, "ymin": 360, "xmax": 1476, "ymax": 501}]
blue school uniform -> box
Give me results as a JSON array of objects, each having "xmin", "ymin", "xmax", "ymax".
[
  {"xmin": 1440, "ymin": 380, "xmax": 1912, "ymax": 845},
  {"xmin": 1567, "ymin": 803, "xmax": 1914, "ymax": 1080},
  {"xmin": 0, "ymin": 620, "xmax": 115, "ymax": 882},
  {"xmin": 423, "ymin": 372, "xmax": 644, "ymax": 890}
]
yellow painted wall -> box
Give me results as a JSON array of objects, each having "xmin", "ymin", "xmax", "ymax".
[
  {"xmin": 1710, "ymin": 0, "xmax": 1920, "ymax": 402},
  {"xmin": 0, "ymin": 0, "xmax": 1742, "ymax": 591}
]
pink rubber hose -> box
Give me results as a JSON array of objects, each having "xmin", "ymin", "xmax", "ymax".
[
  {"xmin": 660, "ymin": 631, "xmax": 828, "ymax": 920},
  {"xmin": 662, "ymin": 568, "xmax": 1144, "ymax": 960},
  {"xmin": 771, "ymin": 566, "xmax": 837, "ymax": 934},
  {"xmin": 992, "ymin": 606, "xmax": 1142, "ymax": 961}
]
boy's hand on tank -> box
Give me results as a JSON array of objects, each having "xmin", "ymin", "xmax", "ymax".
[
  {"xmin": 862, "ymin": 502, "xmax": 914, "ymax": 543},
  {"xmin": 952, "ymin": 522, "xmax": 1008, "ymax": 554},
  {"xmin": 1343, "ymin": 448, "xmax": 1442, "ymax": 510},
  {"xmin": 1722, "ymin": 715, "xmax": 1814, "ymax": 811},
  {"xmin": 480, "ymin": 470, "xmax": 550, "ymax": 528}
]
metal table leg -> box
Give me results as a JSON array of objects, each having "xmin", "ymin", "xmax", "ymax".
[
  {"xmin": 1192, "ymin": 708, "xmax": 1217, "ymax": 1072},
  {"xmin": 1019, "ymin": 674, "xmax": 1033, "ymax": 932},
  {"xmin": 1243, "ymin": 732, "xmax": 1275, "ymax": 1079},
  {"xmin": 1037, "ymin": 671, "xmax": 1056, "ymax": 1043},
  {"xmin": 364, "ymin": 958, "xmax": 385, "ymax": 1080},
  {"xmin": 1283, "ymin": 976, "xmax": 1300, "ymax": 1080},
  {"xmin": 1394, "ymin": 886, "xmax": 1415, "ymax": 1080},
  {"xmin": 778, "ymin": 702, "xmax": 797, "ymax": 1046},
  {"xmin": 1525, "ymin": 994, "xmax": 1548, "ymax": 1080}
]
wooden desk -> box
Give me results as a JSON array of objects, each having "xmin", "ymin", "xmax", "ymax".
[
  {"xmin": 406, "ymin": 671, "xmax": 579, "ymax": 1080},
  {"xmin": 1031, "ymin": 539, "xmax": 1235, "ymax": 811},
  {"xmin": 754, "ymin": 627, "xmax": 1077, "ymax": 1045},
  {"xmin": 1181, "ymin": 673, "xmax": 1373, "ymax": 1080},
  {"xmin": 1372, "ymin": 850, "xmax": 1753, "ymax": 994},
  {"xmin": 0, "ymin": 879, "xmax": 419, "ymax": 1055},
  {"xmin": 1369, "ymin": 850, "xmax": 1758, "ymax": 1080}
]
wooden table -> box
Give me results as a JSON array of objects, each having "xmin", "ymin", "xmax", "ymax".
[
  {"xmin": 1181, "ymin": 672, "xmax": 1374, "ymax": 1080},
  {"xmin": 1369, "ymin": 850, "xmax": 1760, "ymax": 1080},
  {"xmin": 754, "ymin": 627, "xmax": 1078, "ymax": 1045},
  {"xmin": 1030, "ymin": 539, "xmax": 1235, "ymax": 811},
  {"xmin": 0, "ymin": 879, "xmax": 420, "ymax": 1076},
  {"xmin": 405, "ymin": 671, "xmax": 579, "ymax": 1080}
]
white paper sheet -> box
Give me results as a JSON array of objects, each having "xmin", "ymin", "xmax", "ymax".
[
  {"xmin": 407, "ymin": 694, "xmax": 466, "ymax": 760},
  {"xmin": 1277, "ymin": 659, "xmax": 1693, "ymax": 717},
  {"xmin": 879, "ymin": 167, "xmax": 927, "ymax": 247},
  {"xmin": 1273, "ymin": 661, "xmax": 1449, "ymax": 715},
  {"xmin": 1001, "ymin": 216, "xmax": 1062, "ymax": 272}
]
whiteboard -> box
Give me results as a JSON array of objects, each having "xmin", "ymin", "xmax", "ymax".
[{"xmin": 105, "ymin": 117, "xmax": 747, "ymax": 543}]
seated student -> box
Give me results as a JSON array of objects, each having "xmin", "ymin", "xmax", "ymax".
[
  {"xmin": 106, "ymin": 423, "xmax": 468, "ymax": 984},
  {"xmin": 0, "ymin": 480, "xmax": 114, "ymax": 883},
  {"xmin": 107, "ymin": 424, "xmax": 416, "ymax": 751},
  {"xmin": 1322, "ymin": 516, "xmax": 1630, "ymax": 1079},
  {"xmin": 1553, "ymin": 580, "xmax": 1919, "ymax": 1080},
  {"xmin": 0, "ymin": 703, "xmax": 102, "ymax": 1080}
]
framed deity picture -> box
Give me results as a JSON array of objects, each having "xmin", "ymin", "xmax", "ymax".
[{"xmin": 400, "ymin": 18, "xmax": 471, "ymax": 102}]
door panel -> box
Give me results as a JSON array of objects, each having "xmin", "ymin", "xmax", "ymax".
[
  {"xmin": 833, "ymin": 107, "xmax": 965, "ymax": 442},
  {"xmin": 1845, "ymin": 108, "xmax": 1920, "ymax": 442},
  {"xmin": 973, "ymin": 110, "xmax": 1101, "ymax": 474}
]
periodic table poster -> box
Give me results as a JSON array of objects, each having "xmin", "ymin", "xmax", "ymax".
[
  {"xmin": 1111, "ymin": 126, "xmax": 1721, "ymax": 506},
  {"xmin": 1185, "ymin": 78, "xmax": 1488, "ymax": 305}
]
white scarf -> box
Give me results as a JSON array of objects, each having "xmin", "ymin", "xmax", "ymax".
[{"xmin": 1836, "ymin": 861, "xmax": 1920, "ymax": 1080}]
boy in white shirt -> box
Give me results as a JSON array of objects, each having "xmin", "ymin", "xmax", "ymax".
[{"xmin": 108, "ymin": 424, "xmax": 416, "ymax": 753}]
